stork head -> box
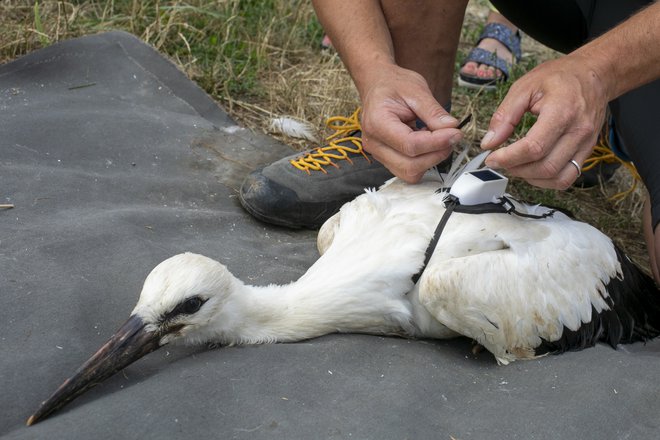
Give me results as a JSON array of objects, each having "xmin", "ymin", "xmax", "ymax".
[
  {"xmin": 27, "ymin": 253, "xmax": 236, "ymax": 426},
  {"xmin": 133, "ymin": 252, "xmax": 238, "ymax": 345}
]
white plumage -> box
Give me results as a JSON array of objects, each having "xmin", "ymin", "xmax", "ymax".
[
  {"xmin": 28, "ymin": 171, "xmax": 660, "ymax": 425},
  {"xmin": 268, "ymin": 116, "xmax": 319, "ymax": 142},
  {"xmin": 312, "ymin": 174, "xmax": 652, "ymax": 364}
]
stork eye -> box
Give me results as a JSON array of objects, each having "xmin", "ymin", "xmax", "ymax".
[{"xmin": 177, "ymin": 296, "xmax": 205, "ymax": 315}]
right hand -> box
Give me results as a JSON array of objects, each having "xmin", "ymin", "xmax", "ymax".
[{"xmin": 359, "ymin": 63, "xmax": 464, "ymax": 183}]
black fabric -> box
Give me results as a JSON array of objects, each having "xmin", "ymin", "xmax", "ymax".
[
  {"xmin": 491, "ymin": 0, "xmax": 660, "ymax": 228},
  {"xmin": 609, "ymin": 82, "xmax": 660, "ymax": 230},
  {"xmin": 3, "ymin": 31, "xmax": 660, "ymax": 439},
  {"xmin": 490, "ymin": 0, "xmax": 652, "ymax": 52},
  {"xmin": 490, "ymin": 0, "xmax": 588, "ymax": 53}
]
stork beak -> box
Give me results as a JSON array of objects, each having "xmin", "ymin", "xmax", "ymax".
[{"xmin": 26, "ymin": 314, "xmax": 162, "ymax": 426}]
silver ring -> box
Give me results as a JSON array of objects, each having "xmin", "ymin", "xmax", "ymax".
[{"xmin": 570, "ymin": 159, "xmax": 582, "ymax": 177}]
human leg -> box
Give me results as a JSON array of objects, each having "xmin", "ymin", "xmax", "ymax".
[
  {"xmin": 319, "ymin": 1, "xmax": 465, "ymax": 103},
  {"xmin": 489, "ymin": 0, "xmax": 587, "ymax": 53},
  {"xmin": 380, "ymin": 0, "xmax": 467, "ymax": 106},
  {"xmin": 610, "ymin": 81, "xmax": 660, "ymax": 283},
  {"xmin": 643, "ymin": 197, "xmax": 660, "ymax": 282}
]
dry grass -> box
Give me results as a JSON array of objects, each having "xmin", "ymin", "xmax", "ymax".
[{"xmin": 0, "ymin": 0, "xmax": 649, "ymax": 270}]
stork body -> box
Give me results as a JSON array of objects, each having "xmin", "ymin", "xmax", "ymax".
[
  {"xmin": 28, "ymin": 174, "xmax": 660, "ymax": 425},
  {"xmin": 318, "ymin": 175, "xmax": 660, "ymax": 364}
]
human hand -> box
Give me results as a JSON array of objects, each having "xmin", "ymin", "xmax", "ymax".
[
  {"xmin": 359, "ymin": 64, "xmax": 464, "ymax": 183},
  {"xmin": 481, "ymin": 55, "xmax": 609, "ymax": 189}
]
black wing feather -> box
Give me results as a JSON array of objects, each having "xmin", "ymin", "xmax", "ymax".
[{"xmin": 536, "ymin": 245, "xmax": 660, "ymax": 355}]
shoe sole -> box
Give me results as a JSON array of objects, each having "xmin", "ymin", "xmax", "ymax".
[
  {"xmin": 457, "ymin": 75, "xmax": 498, "ymax": 91},
  {"xmin": 237, "ymin": 190, "xmax": 308, "ymax": 229}
]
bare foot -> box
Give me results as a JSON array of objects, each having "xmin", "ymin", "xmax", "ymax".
[{"xmin": 321, "ymin": 34, "xmax": 332, "ymax": 49}]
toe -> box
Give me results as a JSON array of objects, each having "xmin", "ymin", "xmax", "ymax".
[
  {"xmin": 477, "ymin": 64, "xmax": 497, "ymax": 80},
  {"xmin": 461, "ymin": 61, "xmax": 479, "ymax": 76}
]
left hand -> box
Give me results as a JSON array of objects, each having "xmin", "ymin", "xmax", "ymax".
[{"xmin": 480, "ymin": 55, "xmax": 609, "ymax": 189}]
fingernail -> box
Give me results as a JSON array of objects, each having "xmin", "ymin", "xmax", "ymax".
[
  {"xmin": 485, "ymin": 157, "xmax": 499, "ymax": 168},
  {"xmin": 481, "ymin": 130, "xmax": 495, "ymax": 147},
  {"xmin": 449, "ymin": 132, "xmax": 463, "ymax": 147},
  {"xmin": 440, "ymin": 114, "xmax": 458, "ymax": 125}
]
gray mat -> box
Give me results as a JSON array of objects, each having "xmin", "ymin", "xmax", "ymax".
[{"xmin": 2, "ymin": 31, "xmax": 660, "ymax": 439}]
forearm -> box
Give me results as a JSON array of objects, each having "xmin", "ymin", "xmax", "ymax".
[
  {"xmin": 312, "ymin": 0, "xmax": 396, "ymax": 99},
  {"xmin": 573, "ymin": 1, "xmax": 660, "ymax": 100}
]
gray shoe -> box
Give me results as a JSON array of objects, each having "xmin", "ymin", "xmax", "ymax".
[{"xmin": 239, "ymin": 110, "xmax": 396, "ymax": 228}]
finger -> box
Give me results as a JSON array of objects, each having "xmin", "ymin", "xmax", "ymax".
[
  {"xmin": 501, "ymin": 128, "xmax": 596, "ymax": 181},
  {"xmin": 369, "ymin": 115, "xmax": 463, "ymax": 158},
  {"xmin": 520, "ymin": 148, "xmax": 593, "ymax": 190},
  {"xmin": 524, "ymin": 160, "xmax": 583, "ymax": 190},
  {"xmin": 481, "ymin": 84, "xmax": 536, "ymax": 150},
  {"xmin": 365, "ymin": 137, "xmax": 453, "ymax": 183},
  {"xmin": 485, "ymin": 106, "xmax": 565, "ymax": 169},
  {"xmin": 407, "ymin": 95, "xmax": 458, "ymax": 131}
]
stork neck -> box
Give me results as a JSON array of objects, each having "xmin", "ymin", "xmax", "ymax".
[{"xmin": 217, "ymin": 267, "xmax": 413, "ymax": 345}]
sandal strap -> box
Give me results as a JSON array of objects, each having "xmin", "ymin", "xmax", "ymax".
[
  {"xmin": 462, "ymin": 47, "xmax": 511, "ymax": 79},
  {"xmin": 477, "ymin": 22, "xmax": 522, "ymax": 61}
]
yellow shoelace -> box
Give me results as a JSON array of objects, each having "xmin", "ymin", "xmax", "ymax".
[
  {"xmin": 582, "ymin": 120, "xmax": 640, "ymax": 201},
  {"xmin": 290, "ymin": 108, "xmax": 370, "ymax": 174}
]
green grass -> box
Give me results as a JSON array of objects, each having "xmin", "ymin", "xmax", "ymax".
[
  {"xmin": 1, "ymin": 1, "xmax": 322, "ymax": 100},
  {"xmin": 0, "ymin": 0, "xmax": 649, "ymax": 270}
]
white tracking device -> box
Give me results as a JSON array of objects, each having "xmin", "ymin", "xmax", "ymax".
[{"xmin": 449, "ymin": 168, "xmax": 508, "ymax": 205}]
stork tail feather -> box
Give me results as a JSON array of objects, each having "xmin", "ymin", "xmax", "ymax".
[
  {"xmin": 608, "ymin": 246, "xmax": 660, "ymax": 343},
  {"xmin": 537, "ymin": 245, "xmax": 660, "ymax": 355}
]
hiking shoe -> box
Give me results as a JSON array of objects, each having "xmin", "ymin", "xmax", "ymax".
[{"xmin": 239, "ymin": 109, "xmax": 393, "ymax": 229}]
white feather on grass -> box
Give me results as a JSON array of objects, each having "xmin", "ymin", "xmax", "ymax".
[{"xmin": 269, "ymin": 117, "xmax": 319, "ymax": 143}]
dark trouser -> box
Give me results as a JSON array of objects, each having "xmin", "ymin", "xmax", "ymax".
[{"xmin": 490, "ymin": 0, "xmax": 660, "ymax": 228}]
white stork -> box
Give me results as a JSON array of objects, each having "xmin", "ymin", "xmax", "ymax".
[{"xmin": 27, "ymin": 172, "xmax": 660, "ymax": 425}]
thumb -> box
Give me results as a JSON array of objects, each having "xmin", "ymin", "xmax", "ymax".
[
  {"xmin": 409, "ymin": 96, "xmax": 458, "ymax": 130},
  {"xmin": 481, "ymin": 88, "xmax": 532, "ymax": 150}
]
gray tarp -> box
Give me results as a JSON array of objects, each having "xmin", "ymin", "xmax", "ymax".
[{"xmin": 2, "ymin": 31, "xmax": 660, "ymax": 439}]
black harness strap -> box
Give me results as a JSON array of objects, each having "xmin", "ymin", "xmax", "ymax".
[
  {"xmin": 411, "ymin": 195, "xmax": 459, "ymax": 284},
  {"xmin": 454, "ymin": 196, "xmax": 557, "ymax": 219}
]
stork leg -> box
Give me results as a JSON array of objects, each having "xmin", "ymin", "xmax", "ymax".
[{"xmin": 471, "ymin": 342, "xmax": 486, "ymax": 355}]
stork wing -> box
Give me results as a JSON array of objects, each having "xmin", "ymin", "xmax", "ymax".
[
  {"xmin": 416, "ymin": 210, "xmax": 621, "ymax": 364},
  {"xmin": 317, "ymin": 211, "xmax": 341, "ymax": 255}
]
